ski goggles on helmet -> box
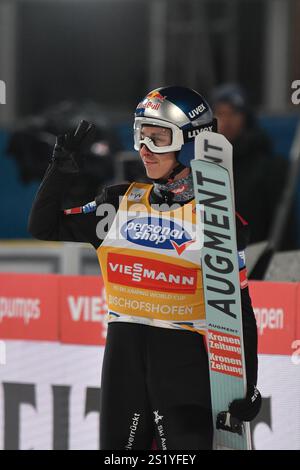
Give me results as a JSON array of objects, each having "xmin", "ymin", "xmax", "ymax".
[
  {"xmin": 134, "ymin": 116, "xmax": 216, "ymax": 154},
  {"xmin": 134, "ymin": 117, "xmax": 184, "ymax": 154}
]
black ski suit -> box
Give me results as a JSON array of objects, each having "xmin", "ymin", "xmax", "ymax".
[{"xmin": 28, "ymin": 162, "xmax": 258, "ymax": 450}]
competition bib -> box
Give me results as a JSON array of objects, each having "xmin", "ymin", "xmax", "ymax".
[{"xmin": 97, "ymin": 183, "xmax": 206, "ymax": 334}]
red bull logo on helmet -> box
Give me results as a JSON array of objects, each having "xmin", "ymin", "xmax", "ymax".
[
  {"xmin": 136, "ymin": 91, "xmax": 167, "ymax": 111},
  {"xmin": 146, "ymin": 91, "xmax": 167, "ymax": 102}
]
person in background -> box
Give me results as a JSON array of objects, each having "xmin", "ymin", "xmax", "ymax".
[{"xmin": 212, "ymin": 83, "xmax": 298, "ymax": 251}]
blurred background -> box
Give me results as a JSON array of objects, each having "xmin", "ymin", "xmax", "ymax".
[
  {"xmin": 0, "ymin": 0, "xmax": 299, "ymax": 252},
  {"xmin": 1, "ymin": 0, "xmax": 300, "ymax": 450}
]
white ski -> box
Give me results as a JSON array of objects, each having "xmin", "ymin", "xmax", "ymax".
[{"xmin": 191, "ymin": 131, "xmax": 251, "ymax": 450}]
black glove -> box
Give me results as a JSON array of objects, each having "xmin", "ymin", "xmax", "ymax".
[
  {"xmin": 229, "ymin": 384, "xmax": 262, "ymax": 422},
  {"xmin": 51, "ymin": 120, "xmax": 95, "ymax": 174},
  {"xmin": 216, "ymin": 411, "xmax": 244, "ymax": 435}
]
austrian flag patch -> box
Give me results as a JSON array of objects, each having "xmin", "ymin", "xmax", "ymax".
[
  {"xmin": 239, "ymin": 268, "xmax": 248, "ymax": 289},
  {"xmin": 238, "ymin": 250, "xmax": 248, "ymax": 288}
]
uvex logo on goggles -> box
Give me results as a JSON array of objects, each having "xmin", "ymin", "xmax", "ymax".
[
  {"xmin": 121, "ymin": 217, "xmax": 194, "ymax": 254},
  {"xmin": 183, "ymin": 122, "xmax": 214, "ymax": 141}
]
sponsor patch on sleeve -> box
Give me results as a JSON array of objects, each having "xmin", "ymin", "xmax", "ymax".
[{"xmin": 238, "ymin": 250, "xmax": 246, "ymax": 269}]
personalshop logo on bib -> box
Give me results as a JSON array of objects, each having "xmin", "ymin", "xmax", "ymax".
[{"xmin": 121, "ymin": 217, "xmax": 195, "ymax": 254}]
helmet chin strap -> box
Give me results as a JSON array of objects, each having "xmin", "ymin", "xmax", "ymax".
[{"xmin": 149, "ymin": 161, "xmax": 186, "ymax": 185}]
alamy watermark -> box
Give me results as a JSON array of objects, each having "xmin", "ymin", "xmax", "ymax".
[
  {"xmin": 291, "ymin": 80, "xmax": 300, "ymax": 105},
  {"xmin": 291, "ymin": 339, "xmax": 300, "ymax": 365},
  {"xmin": 0, "ymin": 340, "xmax": 6, "ymax": 365},
  {"xmin": 0, "ymin": 80, "xmax": 6, "ymax": 104},
  {"xmin": 95, "ymin": 197, "xmax": 204, "ymax": 251}
]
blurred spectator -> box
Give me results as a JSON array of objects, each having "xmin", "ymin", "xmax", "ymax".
[
  {"xmin": 212, "ymin": 83, "xmax": 298, "ymax": 250},
  {"xmin": 6, "ymin": 101, "xmax": 123, "ymax": 206}
]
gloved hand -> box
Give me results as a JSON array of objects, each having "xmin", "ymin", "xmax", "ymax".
[
  {"xmin": 229, "ymin": 384, "xmax": 262, "ymax": 422},
  {"xmin": 51, "ymin": 120, "xmax": 95, "ymax": 174}
]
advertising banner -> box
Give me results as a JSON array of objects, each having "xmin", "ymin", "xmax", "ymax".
[
  {"xmin": 59, "ymin": 275, "xmax": 107, "ymax": 345},
  {"xmin": 0, "ymin": 274, "xmax": 59, "ymax": 342},
  {"xmin": 1, "ymin": 275, "xmax": 300, "ymax": 449},
  {"xmin": 249, "ymin": 281, "xmax": 298, "ymax": 355}
]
